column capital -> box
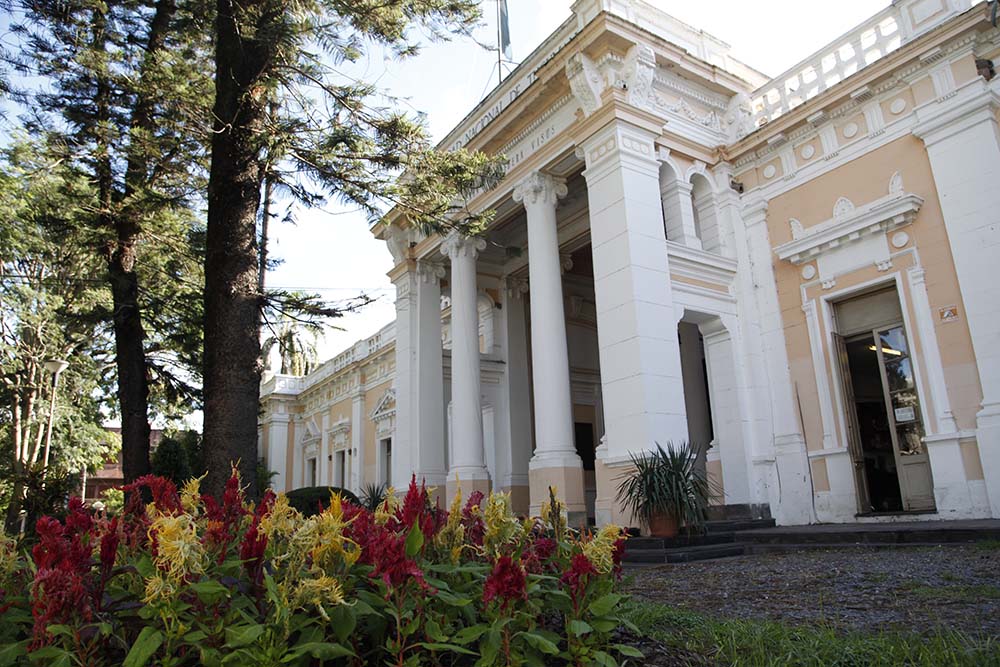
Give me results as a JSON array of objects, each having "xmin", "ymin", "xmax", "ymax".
[
  {"xmin": 415, "ymin": 258, "xmax": 446, "ymax": 283},
  {"xmin": 502, "ymin": 274, "xmax": 529, "ymax": 300},
  {"xmin": 441, "ymin": 231, "xmax": 487, "ymax": 260},
  {"xmin": 512, "ymin": 171, "xmax": 568, "ymax": 208},
  {"xmin": 742, "ymin": 196, "xmax": 769, "ymax": 225}
]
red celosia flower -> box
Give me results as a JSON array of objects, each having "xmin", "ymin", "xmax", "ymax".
[
  {"xmin": 121, "ymin": 475, "xmax": 182, "ymax": 515},
  {"xmin": 483, "ymin": 555, "xmax": 527, "ymax": 609},
  {"xmin": 202, "ymin": 469, "xmax": 250, "ymax": 562},
  {"xmin": 611, "ymin": 536, "xmax": 627, "ymax": 577},
  {"xmin": 461, "ymin": 491, "xmax": 485, "ymax": 548},
  {"xmin": 240, "ymin": 491, "xmax": 275, "ymax": 586},
  {"xmin": 560, "ymin": 553, "xmax": 598, "ymax": 610},
  {"xmin": 30, "ymin": 500, "xmax": 97, "ymax": 645}
]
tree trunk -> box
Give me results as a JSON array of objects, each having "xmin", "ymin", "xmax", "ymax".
[
  {"xmin": 202, "ymin": 0, "xmax": 272, "ymax": 499},
  {"xmin": 109, "ymin": 0, "xmax": 176, "ymax": 483}
]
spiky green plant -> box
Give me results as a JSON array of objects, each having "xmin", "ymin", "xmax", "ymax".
[
  {"xmin": 615, "ymin": 442, "xmax": 713, "ymax": 531},
  {"xmin": 360, "ymin": 482, "xmax": 388, "ymax": 512}
]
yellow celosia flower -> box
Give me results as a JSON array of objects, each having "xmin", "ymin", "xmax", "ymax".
[
  {"xmin": 180, "ymin": 475, "xmax": 205, "ymax": 515},
  {"xmin": 582, "ymin": 524, "xmax": 624, "ymax": 575},
  {"xmin": 259, "ymin": 493, "xmax": 299, "ymax": 542},
  {"xmin": 142, "ymin": 573, "xmax": 178, "ymax": 604},
  {"xmin": 483, "ymin": 491, "xmax": 519, "ymax": 556},
  {"xmin": 435, "ymin": 485, "xmax": 466, "ymax": 564},
  {"xmin": 374, "ymin": 486, "xmax": 399, "ymax": 525},
  {"xmin": 295, "ymin": 575, "xmax": 346, "ymax": 621},
  {"xmin": 149, "ymin": 514, "xmax": 205, "ymax": 581}
]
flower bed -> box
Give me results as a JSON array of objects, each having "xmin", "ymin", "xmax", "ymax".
[{"xmin": 0, "ymin": 470, "xmax": 640, "ymax": 666}]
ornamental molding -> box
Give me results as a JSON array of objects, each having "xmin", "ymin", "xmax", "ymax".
[
  {"xmin": 441, "ymin": 230, "xmax": 487, "ymax": 260},
  {"xmin": 566, "ymin": 51, "xmax": 608, "ymax": 117},
  {"xmin": 666, "ymin": 241, "xmax": 738, "ymax": 287},
  {"xmin": 370, "ymin": 389, "xmax": 396, "ymax": 439},
  {"xmin": 775, "ymin": 190, "xmax": 923, "ymax": 265},
  {"xmin": 512, "ymin": 171, "xmax": 568, "ymax": 207}
]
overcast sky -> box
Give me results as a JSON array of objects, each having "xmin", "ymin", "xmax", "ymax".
[{"xmin": 267, "ymin": 0, "xmax": 957, "ymax": 362}]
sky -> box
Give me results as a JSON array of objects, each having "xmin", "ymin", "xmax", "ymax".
[{"xmin": 270, "ymin": 0, "xmax": 920, "ymax": 363}]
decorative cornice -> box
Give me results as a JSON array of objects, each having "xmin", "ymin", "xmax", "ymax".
[{"xmin": 775, "ymin": 192, "xmax": 923, "ymax": 264}]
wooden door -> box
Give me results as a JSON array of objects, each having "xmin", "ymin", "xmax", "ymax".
[{"xmin": 833, "ymin": 332, "xmax": 871, "ymax": 513}]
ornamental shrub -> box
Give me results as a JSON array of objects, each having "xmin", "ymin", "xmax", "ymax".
[{"xmin": 0, "ymin": 471, "xmax": 640, "ymax": 666}]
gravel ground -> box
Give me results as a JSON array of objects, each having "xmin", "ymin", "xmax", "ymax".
[{"xmin": 625, "ymin": 545, "xmax": 1000, "ymax": 638}]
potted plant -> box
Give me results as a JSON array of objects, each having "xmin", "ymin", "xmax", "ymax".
[{"xmin": 615, "ymin": 442, "xmax": 712, "ymax": 538}]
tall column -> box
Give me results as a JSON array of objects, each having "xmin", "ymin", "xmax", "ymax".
[
  {"xmin": 741, "ymin": 198, "xmax": 814, "ymax": 525},
  {"xmin": 513, "ymin": 172, "xmax": 585, "ymax": 519},
  {"xmin": 413, "ymin": 259, "xmax": 448, "ymax": 497},
  {"xmin": 265, "ymin": 413, "xmax": 289, "ymax": 492},
  {"xmin": 497, "ymin": 275, "xmax": 533, "ymax": 514},
  {"xmin": 914, "ymin": 79, "xmax": 1000, "ymax": 517},
  {"xmin": 350, "ymin": 389, "xmax": 365, "ymax": 493},
  {"xmin": 442, "ymin": 232, "xmax": 491, "ymax": 499},
  {"xmin": 578, "ymin": 119, "xmax": 688, "ymax": 526}
]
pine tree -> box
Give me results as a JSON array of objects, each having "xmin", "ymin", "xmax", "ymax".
[
  {"xmin": 202, "ymin": 0, "xmax": 506, "ymax": 497},
  {"xmin": 11, "ymin": 0, "xmax": 212, "ymax": 481}
]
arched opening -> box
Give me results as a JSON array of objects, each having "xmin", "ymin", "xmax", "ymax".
[{"xmin": 690, "ymin": 172, "xmax": 723, "ymax": 254}]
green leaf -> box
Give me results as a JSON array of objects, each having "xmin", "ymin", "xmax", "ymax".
[
  {"xmin": 134, "ymin": 554, "xmax": 155, "ymax": 578},
  {"xmin": 329, "ymin": 604, "xmax": 357, "ymax": 644},
  {"xmin": 452, "ymin": 624, "xmax": 489, "ymax": 645},
  {"xmin": 0, "ymin": 640, "xmax": 28, "ymax": 666},
  {"xmin": 190, "ymin": 579, "xmax": 229, "ymax": 603},
  {"xmin": 593, "ymin": 650, "xmax": 619, "ymax": 667},
  {"xmin": 286, "ymin": 642, "xmax": 355, "ymax": 660},
  {"xmin": 480, "ymin": 628, "xmax": 502, "ymax": 664},
  {"xmin": 405, "ymin": 522, "xmax": 424, "ymax": 558},
  {"xmin": 224, "ymin": 624, "xmax": 265, "ymax": 648},
  {"xmin": 123, "ymin": 627, "xmax": 164, "ymax": 667},
  {"xmin": 588, "ymin": 593, "xmax": 624, "ymax": 617},
  {"xmin": 416, "ymin": 642, "xmax": 477, "ymax": 655},
  {"xmin": 519, "ymin": 631, "xmax": 560, "ymax": 655},
  {"xmin": 614, "ymin": 644, "xmax": 644, "ymax": 658},
  {"xmin": 567, "ymin": 619, "xmax": 593, "ymax": 637},
  {"xmin": 590, "ymin": 618, "xmax": 619, "ymax": 633}
]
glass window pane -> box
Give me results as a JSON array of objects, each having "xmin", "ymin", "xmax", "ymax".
[
  {"xmin": 879, "ymin": 327, "xmax": 909, "ymax": 356},
  {"xmin": 896, "ymin": 422, "xmax": 924, "ymax": 455},
  {"xmin": 885, "ymin": 358, "xmax": 915, "ymax": 392}
]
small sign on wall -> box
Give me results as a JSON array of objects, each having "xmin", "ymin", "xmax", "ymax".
[
  {"xmin": 939, "ymin": 305, "xmax": 959, "ymax": 323},
  {"xmin": 894, "ymin": 406, "xmax": 916, "ymax": 423}
]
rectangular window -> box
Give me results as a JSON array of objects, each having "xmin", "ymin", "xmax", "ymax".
[{"xmin": 307, "ymin": 457, "xmax": 317, "ymax": 487}]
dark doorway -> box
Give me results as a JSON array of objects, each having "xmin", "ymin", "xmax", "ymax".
[
  {"xmin": 574, "ymin": 422, "xmax": 596, "ymax": 471},
  {"xmin": 843, "ymin": 335, "xmax": 903, "ymax": 512}
]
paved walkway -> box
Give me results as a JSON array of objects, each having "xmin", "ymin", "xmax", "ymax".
[{"xmin": 627, "ymin": 544, "xmax": 1000, "ymax": 637}]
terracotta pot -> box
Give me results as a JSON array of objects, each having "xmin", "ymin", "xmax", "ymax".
[{"xmin": 647, "ymin": 513, "xmax": 679, "ymax": 538}]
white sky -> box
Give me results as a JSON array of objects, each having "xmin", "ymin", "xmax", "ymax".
[{"xmin": 266, "ymin": 0, "xmax": 913, "ymax": 361}]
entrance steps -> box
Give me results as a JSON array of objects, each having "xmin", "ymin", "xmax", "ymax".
[{"xmin": 622, "ymin": 518, "xmax": 1000, "ymax": 567}]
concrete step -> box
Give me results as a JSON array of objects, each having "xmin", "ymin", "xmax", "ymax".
[
  {"xmin": 739, "ymin": 525, "xmax": 1000, "ymax": 546},
  {"xmin": 627, "ymin": 533, "xmax": 737, "ymax": 551},
  {"xmin": 706, "ymin": 518, "xmax": 776, "ymax": 533},
  {"xmin": 744, "ymin": 541, "xmax": 983, "ymax": 555},
  {"xmin": 664, "ymin": 543, "xmax": 747, "ymax": 563},
  {"xmin": 622, "ymin": 548, "xmax": 669, "ymax": 564}
]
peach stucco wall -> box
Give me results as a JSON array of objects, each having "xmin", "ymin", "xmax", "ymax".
[{"xmin": 765, "ymin": 134, "xmax": 984, "ymax": 479}]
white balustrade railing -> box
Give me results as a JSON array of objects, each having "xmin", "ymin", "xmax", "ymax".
[{"xmin": 751, "ymin": 6, "xmax": 904, "ymax": 126}]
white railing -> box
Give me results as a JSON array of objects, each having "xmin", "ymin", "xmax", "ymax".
[{"xmin": 751, "ymin": 6, "xmax": 904, "ymax": 126}]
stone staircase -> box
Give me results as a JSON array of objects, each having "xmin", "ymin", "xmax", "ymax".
[{"xmin": 621, "ymin": 513, "xmax": 1000, "ymax": 567}]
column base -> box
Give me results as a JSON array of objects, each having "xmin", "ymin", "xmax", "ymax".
[
  {"xmin": 446, "ymin": 467, "xmax": 492, "ymax": 506},
  {"xmin": 594, "ymin": 456, "xmax": 635, "ymax": 528},
  {"xmin": 529, "ymin": 459, "xmax": 586, "ymax": 527},
  {"xmin": 975, "ymin": 403, "xmax": 1000, "ymax": 518}
]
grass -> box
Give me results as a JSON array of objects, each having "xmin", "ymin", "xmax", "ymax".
[
  {"xmin": 975, "ymin": 539, "xmax": 1000, "ymax": 552},
  {"xmin": 899, "ymin": 582, "xmax": 1000, "ymax": 603},
  {"xmin": 622, "ymin": 599, "xmax": 1000, "ymax": 666}
]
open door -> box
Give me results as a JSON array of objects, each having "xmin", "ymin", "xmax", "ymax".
[
  {"xmin": 872, "ymin": 326, "xmax": 936, "ymax": 512},
  {"xmin": 833, "ymin": 332, "xmax": 871, "ymax": 513}
]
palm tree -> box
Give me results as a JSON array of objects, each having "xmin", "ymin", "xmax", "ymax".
[{"xmin": 261, "ymin": 315, "xmax": 320, "ymax": 377}]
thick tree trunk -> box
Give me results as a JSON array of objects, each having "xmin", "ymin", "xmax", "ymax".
[{"xmin": 202, "ymin": 0, "xmax": 271, "ymax": 499}]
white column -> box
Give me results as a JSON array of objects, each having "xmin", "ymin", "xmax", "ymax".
[
  {"xmin": 350, "ymin": 389, "xmax": 365, "ymax": 493},
  {"xmin": 441, "ymin": 232, "xmax": 491, "ymax": 497},
  {"xmin": 497, "ymin": 275, "xmax": 533, "ymax": 514},
  {"xmin": 580, "ymin": 120, "xmax": 689, "ymax": 460},
  {"xmin": 914, "ymin": 79, "xmax": 1000, "ymax": 517},
  {"xmin": 266, "ymin": 413, "xmax": 289, "ymax": 492},
  {"xmin": 741, "ymin": 198, "xmax": 814, "ymax": 525},
  {"xmin": 513, "ymin": 171, "xmax": 585, "ymax": 517},
  {"xmin": 661, "ymin": 178, "xmax": 701, "ymax": 249},
  {"xmin": 413, "ymin": 259, "xmax": 448, "ymax": 493},
  {"xmin": 701, "ymin": 318, "xmax": 751, "ymax": 504}
]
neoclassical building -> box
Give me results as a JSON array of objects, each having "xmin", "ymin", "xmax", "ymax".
[{"xmin": 260, "ymin": 0, "xmax": 1000, "ymax": 526}]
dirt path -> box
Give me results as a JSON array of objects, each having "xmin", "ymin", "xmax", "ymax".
[{"xmin": 626, "ymin": 544, "xmax": 1000, "ymax": 638}]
